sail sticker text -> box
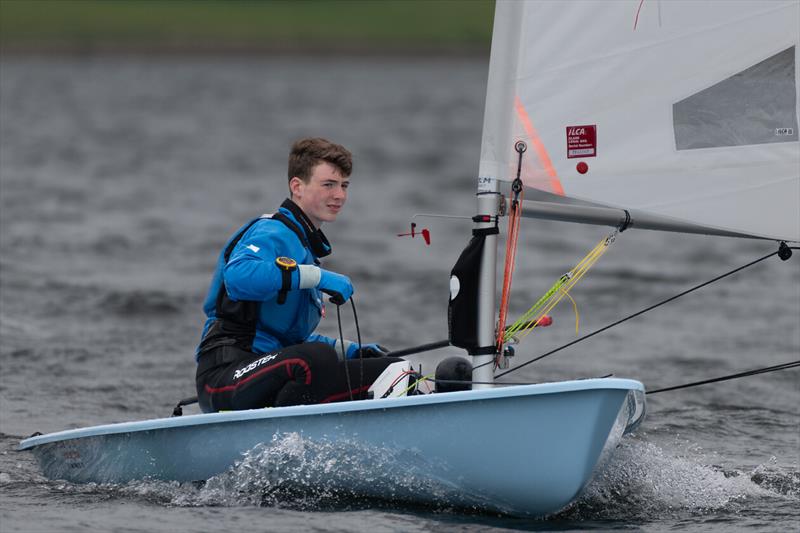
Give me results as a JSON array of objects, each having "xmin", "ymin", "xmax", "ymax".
[
  {"xmin": 776, "ymin": 128, "xmax": 794, "ymax": 136},
  {"xmin": 566, "ymin": 125, "xmax": 597, "ymax": 159}
]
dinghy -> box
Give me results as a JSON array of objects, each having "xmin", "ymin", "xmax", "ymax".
[
  {"xmin": 19, "ymin": 0, "xmax": 799, "ymax": 517},
  {"xmin": 18, "ymin": 380, "xmax": 645, "ymax": 516}
]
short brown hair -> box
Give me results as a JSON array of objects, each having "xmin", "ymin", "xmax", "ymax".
[{"xmin": 288, "ymin": 137, "xmax": 352, "ymax": 182}]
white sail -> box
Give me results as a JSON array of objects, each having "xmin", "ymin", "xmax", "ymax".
[{"xmin": 479, "ymin": 0, "xmax": 800, "ymax": 242}]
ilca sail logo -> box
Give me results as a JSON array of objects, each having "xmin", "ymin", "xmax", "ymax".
[{"xmin": 566, "ymin": 124, "xmax": 597, "ymax": 159}]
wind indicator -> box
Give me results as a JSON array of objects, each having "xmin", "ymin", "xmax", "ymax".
[{"xmin": 397, "ymin": 222, "xmax": 431, "ymax": 246}]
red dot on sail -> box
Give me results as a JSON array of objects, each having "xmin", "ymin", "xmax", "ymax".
[{"xmin": 576, "ymin": 162, "xmax": 589, "ymax": 174}]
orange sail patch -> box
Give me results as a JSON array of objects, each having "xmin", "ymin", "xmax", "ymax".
[{"xmin": 514, "ymin": 96, "xmax": 564, "ymax": 196}]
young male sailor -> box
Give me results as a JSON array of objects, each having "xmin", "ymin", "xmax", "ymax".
[{"xmin": 196, "ymin": 137, "xmax": 398, "ymax": 412}]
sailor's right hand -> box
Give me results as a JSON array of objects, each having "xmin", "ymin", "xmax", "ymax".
[{"xmin": 317, "ymin": 269, "xmax": 354, "ymax": 304}]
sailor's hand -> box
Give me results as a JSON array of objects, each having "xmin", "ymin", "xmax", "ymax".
[
  {"xmin": 317, "ymin": 269, "xmax": 354, "ymax": 304},
  {"xmin": 347, "ymin": 343, "xmax": 389, "ymax": 359}
]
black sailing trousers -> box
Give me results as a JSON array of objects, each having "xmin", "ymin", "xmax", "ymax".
[{"xmin": 196, "ymin": 342, "xmax": 401, "ymax": 413}]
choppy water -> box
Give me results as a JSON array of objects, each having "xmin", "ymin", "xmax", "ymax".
[{"xmin": 1, "ymin": 57, "xmax": 798, "ymax": 532}]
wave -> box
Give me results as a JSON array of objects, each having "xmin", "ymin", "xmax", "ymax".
[
  {"xmin": 559, "ymin": 438, "xmax": 798, "ymax": 520},
  {"xmin": 35, "ymin": 281, "xmax": 186, "ymax": 318},
  {"xmin": 98, "ymin": 289, "xmax": 184, "ymax": 317}
]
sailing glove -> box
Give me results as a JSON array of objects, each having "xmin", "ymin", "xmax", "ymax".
[
  {"xmin": 296, "ymin": 265, "xmax": 353, "ymax": 304},
  {"xmin": 346, "ymin": 343, "xmax": 389, "ymax": 359}
]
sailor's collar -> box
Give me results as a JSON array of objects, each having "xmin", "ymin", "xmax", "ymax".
[{"xmin": 277, "ymin": 198, "xmax": 332, "ymax": 258}]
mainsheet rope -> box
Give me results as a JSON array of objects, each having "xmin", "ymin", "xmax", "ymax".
[{"xmin": 334, "ymin": 297, "xmax": 366, "ymax": 401}]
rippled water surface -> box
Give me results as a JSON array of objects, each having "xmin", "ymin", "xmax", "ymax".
[{"xmin": 1, "ymin": 57, "xmax": 798, "ymax": 532}]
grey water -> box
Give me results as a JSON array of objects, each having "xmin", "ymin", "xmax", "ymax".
[{"xmin": 0, "ymin": 57, "xmax": 797, "ymax": 532}]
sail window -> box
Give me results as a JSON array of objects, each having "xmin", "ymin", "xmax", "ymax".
[{"xmin": 673, "ymin": 46, "xmax": 798, "ymax": 150}]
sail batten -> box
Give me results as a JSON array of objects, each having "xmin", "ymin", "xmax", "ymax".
[{"xmin": 479, "ymin": 0, "xmax": 800, "ymax": 243}]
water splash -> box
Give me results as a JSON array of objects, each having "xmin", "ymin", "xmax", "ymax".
[
  {"xmin": 167, "ymin": 432, "xmax": 489, "ymax": 511},
  {"xmin": 559, "ymin": 437, "xmax": 798, "ymax": 520},
  {"xmin": 749, "ymin": 457, "xmax": 799, "ymax": 498}
]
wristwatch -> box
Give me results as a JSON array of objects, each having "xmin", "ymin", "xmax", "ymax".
[{"xmin": 275, "ymin": 257, "xmax": 297, "ymax": 305}]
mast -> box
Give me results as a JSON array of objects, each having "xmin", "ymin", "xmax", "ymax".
[
  {"xmin": 469, "ymin": 0, "xmax": 525, "ymax": 387},
  {"xmin": 471, "ymin": 179, "xmax": 501, "ymax": 387}
]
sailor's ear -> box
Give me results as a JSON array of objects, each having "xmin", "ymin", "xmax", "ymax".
[{"xmin": 288, "ymin": 176, "xmax": 304, "ymax": 197}]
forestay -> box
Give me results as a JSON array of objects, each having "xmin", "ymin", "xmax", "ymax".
[{"xmin": 479, "ymin": 0, "xmax": 800, "ymax": 242}]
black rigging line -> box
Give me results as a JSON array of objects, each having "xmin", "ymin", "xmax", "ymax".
[
  {"xmin": 496, "ymin": 248, "xmax": 788, "ymax": 380},
  {"xmin": 335, "ymin": 301, "xmax": 354, "ymax": 401},
  {"xmin": 430, "ymin": 360, "xmax": 800, "ymax": 392},
  {"xmin": 334, "ymin": 297, "xmax": 366, "ymax": 399},
  {"xmin": 351, "ymin": 297, "xmax": 365, "ymax": 393},
  {"xmin": 647, "ymin": 360, "xmax": 800, "ymax": 395}
]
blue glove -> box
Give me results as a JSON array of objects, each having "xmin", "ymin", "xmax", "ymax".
[
  {"xmin": 317, "ymin": 269, "xmax": 354, "ymax": 304},
  {"xmin": 346, "ymin": 343, "xmax": 389, "ymax": 359}
]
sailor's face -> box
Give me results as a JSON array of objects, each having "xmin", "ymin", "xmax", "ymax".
[{"xmin": 290, "ymin": 162, "xmax": 349, "ymax": 227}]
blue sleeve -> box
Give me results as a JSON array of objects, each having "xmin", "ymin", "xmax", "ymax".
[
  {"xmin": 306, "ymin": 333, "xmax": 337, "ymax": 347},
  {"xmin": 306, "ymin": 334, "xmax": 361, "ymax": 359},
  {"xmin": 223, "ymin": 221, "xmax": 299, "ymax": 301}
]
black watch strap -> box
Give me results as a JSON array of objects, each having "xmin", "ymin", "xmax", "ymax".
[{"xmin": 275, "ymin": 257, "xmax": 297, "ymax": 305}]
